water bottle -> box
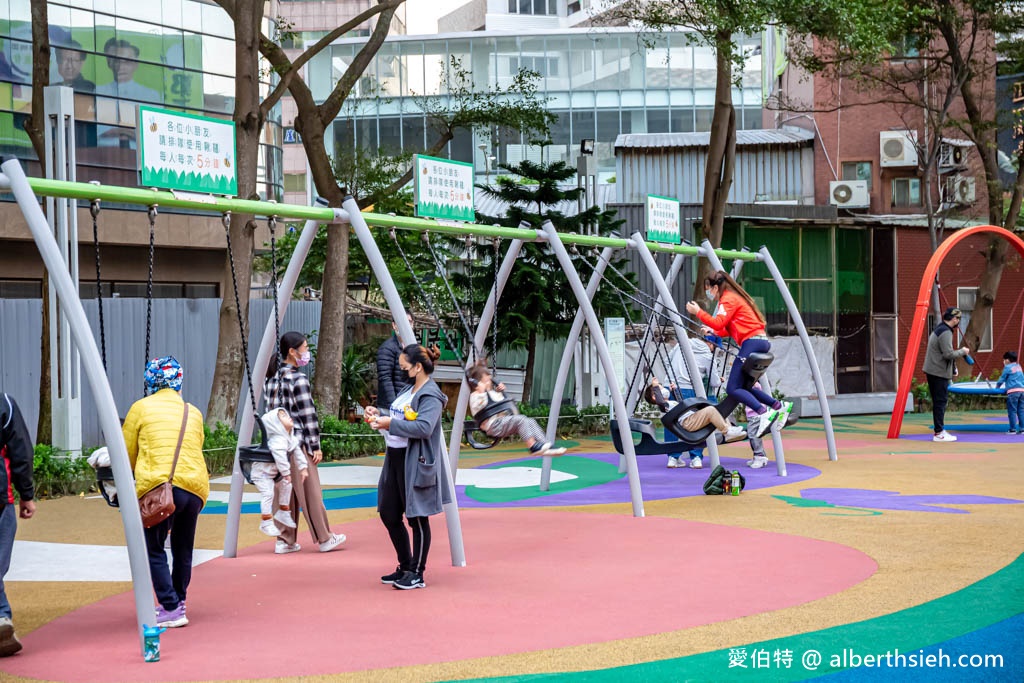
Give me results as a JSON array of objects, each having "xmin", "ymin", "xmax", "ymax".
[
  {"xmin": 731, "ymin": 470, "xmax": 741, "ymax": 496},
  {"xmin": 965, "ymin": 355, "xmax": 975, "ymax": 366},
  {"xmin": 143, "ymin": 625, "xmax": 165, "ymax": 662}
]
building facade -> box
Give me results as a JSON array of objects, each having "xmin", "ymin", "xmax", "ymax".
[{"xmin": 0, "ymin": 0, "xmax": 283, "ymax": 297}]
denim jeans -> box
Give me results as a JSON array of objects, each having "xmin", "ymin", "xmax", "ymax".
[
  {"xmin": 0, "ymin": 504, "xmax": 17, "ymax": 619},
  {"xmin": 144, "ymin": 487, "xmax": 203, "ymax": 611},
  {"xmin": 1008, "ymin": 392, "xmax": 1024, "ymax": 432}
]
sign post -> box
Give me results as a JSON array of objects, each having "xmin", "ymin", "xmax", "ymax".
[
  {"xmin": 138, "ymin": 106, "xmax": 238, "ymax": 196},
  {"xmin": 646, "ymin": 194, "xmax": 681, "ymax": 244},
  {"xmin": 604, "ymin": 317, "xmax": 626, "ymax": 400},
  {"xmin": 414, "ymin": 154, "xmax": 475, "ymax": 222}
]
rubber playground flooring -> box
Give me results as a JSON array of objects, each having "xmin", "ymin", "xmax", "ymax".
[{"xmin": 1, "ymin": 411, "xmax": 1022, "ymax": 682}]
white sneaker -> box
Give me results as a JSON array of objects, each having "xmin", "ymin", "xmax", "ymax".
[
  {"xmin": 274, "ymin": 540, "xmax": 301, "ymax": 554},
  {"xmin": 319, "ymin": 533, "xmax": 347, "ymax": 553},
  {"xmin": 755, "ymin": 409, "xmax": 778, "ymax": 438},
  {"xmin": 724, "ymin": 425, "xmax": 747, "ymax": 442},
  {"xmin": 273, "ymin": 510, "xmax": 297, "ymax": 529},
  {"xmin": 933, "ymin": 431, "xmax": 958, "ymax": 442},
  {"xmin": 771, "ymin": 402, "xmax": 794, "ymax": 432},
  {"xmin": 688, "ymin": 456, "xmax": 703, "ymax": 469},
  {"xmin": 259, "ymin": 520, "xmax": 282, "ymax": 537},
  {"xmin": 542, "ymin": 446, "xmax": 567, "ymax": 456},
  {"xmin": 748, "ymin": 455, "xmax": 769, "ymax": 469},
  {"xmin": 667, "ymin": 457, "xmax": 684, "ymax": 468}
]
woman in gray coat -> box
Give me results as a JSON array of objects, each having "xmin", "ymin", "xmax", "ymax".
[{"xmin": 364, "ymin": 343, "xmax": 451, "ymax": 590}]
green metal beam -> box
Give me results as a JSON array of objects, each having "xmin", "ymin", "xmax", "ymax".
[{"xmin": 13, "ymin": 176, "xmax": 760, "ymax": 261}]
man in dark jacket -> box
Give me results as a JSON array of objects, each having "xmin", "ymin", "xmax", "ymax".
[
  {"xmin": 376, "ymin": 314, "xmax": 414, "ymax": 410},
  {"xmin": 0, "ymin": 394, "xmax": 35, "ymax": 657},
  {"xmin": 922, "ymin": 307, "xmax": 971, "ymax": 443}
]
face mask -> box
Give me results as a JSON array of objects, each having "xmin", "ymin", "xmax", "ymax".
[
  {"xmin": 407, "ymin": 367, "xmax": 418, "ymax": 380},
  {"xmin": 705, "ymin": 289, "xmax": 715, "ymax": 300},
  {"xmin": 296, "ymin": 350, "xmax": 311, "ymax": 367}
]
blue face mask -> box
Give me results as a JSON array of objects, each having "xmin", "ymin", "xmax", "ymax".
[{"xmin": 705, "ymin": 289, "xmax": 715, "ymax": 300}]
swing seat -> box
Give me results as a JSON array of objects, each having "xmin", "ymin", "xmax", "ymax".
[
  {"xmin": 238, "ymin": 417, "xmax": 278, "ymax": 485},
  {"xmin": 610, "ymin": 418, "xmax": 692, "ymax": 456},
  {"xmin": 661, "ymin": 399, "xmax": 719, "ymax": 446},
  {"xmin": 463, "ymin": 398, "xmax": 520, "ymax": 450},
  {"xmin": 95, "ymin": 466, "xmax": 119, "ymax": 508}
]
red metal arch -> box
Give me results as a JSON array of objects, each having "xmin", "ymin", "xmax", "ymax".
[{"xmin": 888, "ymin": 224, "xmax": 1024, "ymax": 438}]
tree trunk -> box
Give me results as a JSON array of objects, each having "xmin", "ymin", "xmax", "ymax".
[
  {"xmin": 694, "ymin": 32, "xmax": 736, "ymax": 301},
  {"xmin": 296, "ymin": 111, "xmax": 348, "ymax": 416},
  {"xmin": 522, "ymin": 327, "xmax": 537, "ymax": 404},
  {"xmin": 25, "ymin": 0, "xmax": 50, "ymax": 442},
  {"xmin": 207, "ymin": 0, "xmax": 263, "ymax": 427}
]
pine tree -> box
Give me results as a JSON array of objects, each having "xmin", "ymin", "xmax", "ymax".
[{"xmin": 474, "ymin": 158, "xmax": 633, "ymax": 403}]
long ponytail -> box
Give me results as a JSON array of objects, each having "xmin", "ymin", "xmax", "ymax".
[{"xmin": 706, "ymin": 270, "xmax": 765, "ymax": 325}]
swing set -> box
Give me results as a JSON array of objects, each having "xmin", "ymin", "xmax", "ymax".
[{"xmin": 1, "ymin": 152, "xmax": 838, "ymax": 657}]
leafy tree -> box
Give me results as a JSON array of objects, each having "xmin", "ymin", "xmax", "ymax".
[{"xmin": 474, "ymin": 157, "xmax": 632, "ymax": 402}]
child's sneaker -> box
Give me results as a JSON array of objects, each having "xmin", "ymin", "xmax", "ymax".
[
  {"xmin": 748, "ymin": 455, "xmax": 769, "ymax": 469},
  {"xmin": 688, "ymin": 456, "xmax": 703, "ymax": 469},
  {"xmin": 259, "ymin": 520, "xmax": 282, "ymax": 537},
  {"xmin": 666, "ymin": 457, "xmax": 685, "ymax": 468},
  {"xmin": 530, "ymin": 442, "xmax": 564, "ymax": 456},
  {"xmin": 155, "ymin": 602, "xmax": 188, "ymax": 628},
  {"xmin": 543, "ymin": 446, "xmax": 567, "ymax": 456},
  {"xmin": 724, "ymin": 425, "xmax": 747, "ymax": 442},
  {"xmin": 273, "ymin": 510, "xmax": 297, "ymax": 529}
]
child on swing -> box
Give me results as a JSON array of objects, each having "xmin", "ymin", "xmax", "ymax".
[
  {"xmin": 685, "ymin": 270, "xmax": 792, "ymax": 438},
  {"xmin": 466, "ymin": 362, "xmax": 566, "ymax": 456},
  {"xmin": 252, "ymin": 408, "xmax": 308, "ymax": 536},
  {"xmin": 643, "ymin": 377, "xmax": 747, "ymax": 443}
]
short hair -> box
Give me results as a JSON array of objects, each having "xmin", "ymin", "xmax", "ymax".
[
  {"xmin": 642, "ymin": 381, "xmax": 665, "ymax": 407},
  {"xmin": 465, "ymin": 361, "xmax": 490, "ymax": 388},
  {"xmin": 1005, "ymin": 351, "xmax": 1018, "ymax": 363},
  {"xmin": 942, "ymin": 307, "xmax": 962, "ymax": 321},
  {"xmin": 103, "ymin": 37, "xmax": 140, "ymax": 58}
]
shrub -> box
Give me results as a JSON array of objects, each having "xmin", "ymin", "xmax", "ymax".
[
  {"xmin": 203, "ymin": 422, "xmax": 239, "ymax": 476},
  {"xmin": 33, "ymin": 444, "xmax": 94, "ymax": 498},
  {"xmin": 320, "ymin": 414, "xmax": 384, "ymax": 460}
]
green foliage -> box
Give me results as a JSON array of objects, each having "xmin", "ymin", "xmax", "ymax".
[
  {"xmin": 339, "ymin": 344, "xmax": 375, "ymax": 409},
  {"xmin": 32, "ymin": 445, "xmax": 94, "ymax": 498},
  {"xmin": 320, "ymin": 414, "xmax": 385, "ymax": 460},
  {"xmin": 203, "ymin": 422, "xmax": 239, "ymax": 475}
]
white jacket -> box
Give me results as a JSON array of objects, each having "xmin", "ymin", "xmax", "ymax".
[{"xmin": 260, "ymin": 409, "xmax": 309, "ymax": 477}]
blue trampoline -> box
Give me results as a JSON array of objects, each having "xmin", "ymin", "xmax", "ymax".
[{"xmin": 947, "ymin": 381, "xmax": 1007, "ymax": 396}]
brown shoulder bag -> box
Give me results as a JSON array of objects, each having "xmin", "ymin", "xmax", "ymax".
[{"xmin": 139, "ymin": 405, "xmax": 190, "ymax": 528}]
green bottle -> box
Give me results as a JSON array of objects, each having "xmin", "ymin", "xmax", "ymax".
[{"xmin": 731, "ymin": 470, "xmax": 740, "ymax": 496}]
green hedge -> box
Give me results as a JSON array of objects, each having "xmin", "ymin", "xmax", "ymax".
[{"xmin": 33, "ymin": 444, "xmax": 95, "ymax": 498}]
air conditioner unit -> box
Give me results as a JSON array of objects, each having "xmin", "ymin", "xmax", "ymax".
[
  {"xmin": 830, "ymin": 180, "xmax": 870, "ymax": 208},
  {"xmin": 938, "ymin": 142, "xmax": 967, "ymax": 169},
  {"xmin": 946, "ymin": 176, "xmax": 976, "ymax": 205},
  {"xmin": 879, "ymin": 130, "xmax": 919, "ymax": 167}
]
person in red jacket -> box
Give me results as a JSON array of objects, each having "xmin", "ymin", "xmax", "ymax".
[
  {"xmin": 685, "ymin": 270, "xmax": 791, "ymax": 438},
  {"xmin": 0, "ymin": 394, "xmax": 36, "ymax": 657}
]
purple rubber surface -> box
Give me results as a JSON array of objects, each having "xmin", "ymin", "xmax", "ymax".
[{"xmin": 799, "ymin": 487, "xmax": 1023, "ymax": 514}]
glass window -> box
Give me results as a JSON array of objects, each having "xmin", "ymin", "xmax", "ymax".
[
  {"xmin": 621, "ymin": 109, "xmax": 645, "ymax": 134},
  {"xmin": 401, "ymin": 114, "xmax": 426, "ymax": 150},
  {"xmin": 568, "ymin": 36, "xmax": 594, "ymax": 89},
  {"xmin": 201, "ymin": 3, "xmax": 234, "ymax": 38},
  {"xmin": 841, "ymin": 161, "xmax": 872, "ymax": 190},
  {"xmin": 162, "ymin": 0, "xmax": 184, "ymax": 29},
  {"xmin": 956, "ymin": 287, "xmax": 993, "ymax": 352},
  {"xmin": 378, "ymin": 116, "xmax": 401, "ymax": 154},
  {"xmin": 70, "ymin": 8, "xmax": 97, "ymax": 52},
  {"xmin": 0, "ymin": 280, "xmax": 42, "ymax": 298},
  {"xmin": 9, "ymin": 0, "xmax": 29, "ymax": 25},
  {"xmin": 181, "ymin": 0, "xmax": 203, "ymax": 33},
  {"xmin": 202, "ymin": 73, "xmax": 234, "ymax": 114},
  {"xmin": 49, "ymin": 5, "xmax": 74, "ymax": 48},
  {"xmin": 891, "ymin": 177, "xmax": 921, "ymax": 207},
  {"xmin": 695, "ymin": 107, "xmax": 714, "ymax": 131},
  {"xmin": 1, "ymin": 38, "xmax": 31, "ymax": 85},
  {"xmin": 646, "ymin": 109, "xmax": 669, "ymax": 134},
  {"xmin": 670, "ymin": 110, "xmax": 694, "ymax": 133},
  {"xmin": 284, "ymin": 173, "xmax": 305, "ymax": 193},
  {"xmin": 201, "ymin": 35, "xmax": 234, "ymax": 77}
]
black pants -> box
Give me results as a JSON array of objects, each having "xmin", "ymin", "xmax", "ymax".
[
  {"xmin": 926, "ymin": 373, "xmax": 950, "ymax": 434},
  {"xmin": 378, "ymin": 447, "xmax": 431, "ymax": 574},
  {"xmin": 143, "ymin": 487, "xmax": 203, "ymax": 611}
]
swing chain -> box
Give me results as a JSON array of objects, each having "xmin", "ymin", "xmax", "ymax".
[
  {"xmin": 144, "ymin": 205, "xmax": 158, "ymax": 391},
  {"xmin": 90, "ymin": 199, "xmax": 107, "ymax": 370},
  {"xmin": 491, "ymin": 237, "xmax": 500, "ymax": 373},
  {"xmin": 223, "ymin": 212, "xmax": 259, "ymax": 413},
  {"xmin": 268, "ymin": 216, "xmax": 282, "ymax": 373}
]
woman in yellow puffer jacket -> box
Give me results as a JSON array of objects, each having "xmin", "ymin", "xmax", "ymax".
[{"xmin": 123, "ymin": 356, "xmax": 208, "ymax": 629}]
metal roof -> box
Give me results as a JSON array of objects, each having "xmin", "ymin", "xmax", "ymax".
[{"xmin": 615, "ymin": 128, "xmax": 815, "ymax": 151}]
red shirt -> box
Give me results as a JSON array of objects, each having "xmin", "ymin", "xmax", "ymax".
[{"xmin": 696, "ymin": 290, "xmax": 766, "ymax": 345}]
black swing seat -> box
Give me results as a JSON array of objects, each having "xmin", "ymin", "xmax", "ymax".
[
  {"xmin": 237, "ymin": 417, "xmax": 279, "ymax": 485},
  {"xmin": 662, "ymin": 398, "xmax": 719, "ymax": 446},
  {"xmin": 95, "ymin": 466, "xmax": 119, "ymax": 508},
  {"xmin": 464, "ymin": 398, "xmax": 519, "ymax": 450},
  {"xmin": 610, "ymin": 418, "xmax": 693, "ymax": 456}
]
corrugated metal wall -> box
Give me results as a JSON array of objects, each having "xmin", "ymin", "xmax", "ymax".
[
  {"xmin": 616, "ymin": 145, "xmax": 814, "ymax": 205},
  {"xmin": 0, "ymin": 299, "xmax": 322, "ymax": 446}
]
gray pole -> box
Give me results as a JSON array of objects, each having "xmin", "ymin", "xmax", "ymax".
[
  {"xmin": 448, "ymin": 238, "xmax": 525, "ymax": 472},
  {"xmin": 758, "ymin": 246, "xmax": 838, "ymax": 461},
  {"xmin": 346, "ymin": 198, "xmax": 467, "ymax": 565},
  {"xmin": 540, "ymin": 246, "xmax": 613, "ymax": 491},
  {"xmin": 631, "ymin": 234, "xmax": 721, "ymax": 467},
  {"xmin": 223, "ymin": 216, "xmax": 325, "ymax": 557},
  {"xmin": 542, "ymin": 221, "xmax": 645, "ymax": 517},
  {"xmin": 730, "ymin": 247, "xmax": 751, "ymax": 280},
  {"xmin": 2, "ymin": 159, "xmax": 154, "ymax": 656}
]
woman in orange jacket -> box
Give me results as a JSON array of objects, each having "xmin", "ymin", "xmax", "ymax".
[{"xmin": 685, "ymin": 270, "xmax": 791, "ymax": 437}]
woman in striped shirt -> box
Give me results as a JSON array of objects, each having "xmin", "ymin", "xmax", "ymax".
[{"xmin": 263, "ymin": 331, "xmax": 346, "ymax": 554}]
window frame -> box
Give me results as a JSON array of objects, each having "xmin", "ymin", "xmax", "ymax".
[
  {"xmin": 891, "ymin": 176, "xmax": 922, "ymax": 208},
  {"xmin": 841, "ymin": 160, "xmax": 873, "ymax": 191}
]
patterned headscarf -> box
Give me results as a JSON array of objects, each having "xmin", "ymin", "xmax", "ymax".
[{"xmin": 144, "ymin": 356, "xmax": 183, "ymax": 394}]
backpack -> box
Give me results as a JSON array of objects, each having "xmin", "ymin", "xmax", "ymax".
[{"xmin": 703, "ymin": 465, "xmax": 746, "ymax": 495}]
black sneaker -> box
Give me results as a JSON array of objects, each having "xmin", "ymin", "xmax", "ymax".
[
  {"xmin": 393, "ymin": 571, "xmax": 426, "ymax": 590},
  {"xmin": 380, "ymin": 566, "xmax": 405, "ymax": 585}
]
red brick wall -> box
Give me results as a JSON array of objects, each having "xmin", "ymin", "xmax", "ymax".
[{"xmin": 896, "ymin": 228, "xmax": 1024, "ymax": 384}]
